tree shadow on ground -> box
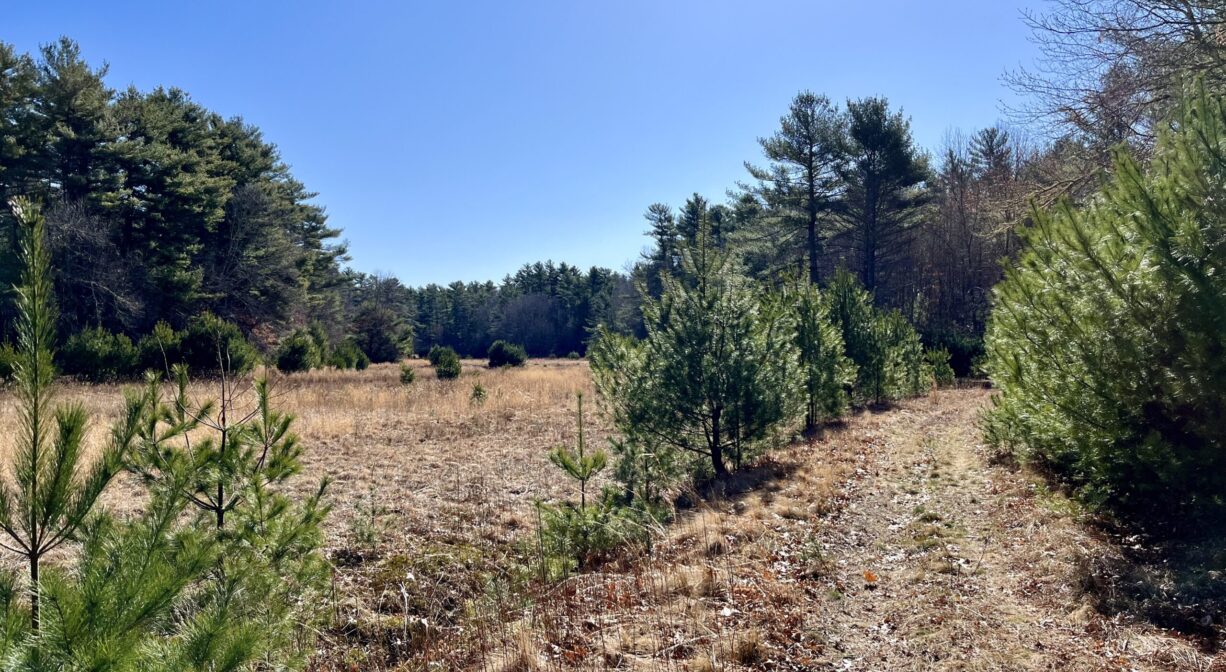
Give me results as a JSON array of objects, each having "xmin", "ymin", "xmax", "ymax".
[
  {"xmin": 1076, "ymin": 526, "xmax": 1226, "ymax": 652},
  {"xmin": 695, "ymin": 458, "xmax": 802, "ymax": 503}
]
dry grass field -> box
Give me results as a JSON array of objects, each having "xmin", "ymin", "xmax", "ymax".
[{"xmin": 0, "ymin": 361, "xmax": 1220, "ymax": 671}]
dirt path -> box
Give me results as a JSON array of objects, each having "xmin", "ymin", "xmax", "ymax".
[{"xmin": 804, "ymin": 389, "xmax": 1215, "ymax": 671}]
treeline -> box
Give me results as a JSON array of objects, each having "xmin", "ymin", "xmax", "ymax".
[
  {"xmin": 0, "ymin": 39, "xmax": 348, "ymax": 349},
  {"xmin": 348, "ymin": 261, "xmax": 637, "ymax": 359},
  {"xmin": 0, "ymin": 39, "xmax": 1095, "ymax": 377},
  {"xmin": 389, "ymin": 97, "xmax": 1062, "ymax": 369},
  {"xmin": 0, "ymin": 39, "xmax": 642, "ymax": 371}
]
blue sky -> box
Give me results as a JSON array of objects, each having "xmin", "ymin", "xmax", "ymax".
[{"xmin": 6, "ymin": 1, "xmax": 1043, "ymax": 286}]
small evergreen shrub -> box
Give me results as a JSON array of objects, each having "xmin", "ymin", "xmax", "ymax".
[
  {"xmin": 328, "ymin": 337, "xmax": 370, "ymax": 370},
  {"xmin": 307, "ymin": 322, "xmax": 330, "ymax": 357},
  {"xmin": 352, "ymin": 304, "xmax": 403, "ymax": 364},
  {"xmin": 433, "ymin": 348, "xmax": 462, "ymax": 380},
  {"xmin": 487, "ymin": 340, "xmax": 527, "ymax": 368},
  {"xmin": 470, "ymin": 382, "xmax": 487, "ymax": 404},
  {"xmin": 926, "ymin": 348, "xmax": 955, "ymax": 387},
  {"xmin": 566, "ymin": 351, "xmax": 581, "ymax": 360},
  {"xmin": 426, "ymin": 344, "xmax": 448, "ymax": 366},
  {"xmin": 275, "ymin": 329, "xmax": 323, "ymax": 373},
  {"xmin": 879, "ymin": 311, "xmax": 929, "ymax": 400},
  {"xmin": 537, "ymin": 496, "xmax": 643, "ymax": 578},
  {"xmin": 923, "ymin": 329, "xmax": 983, "ymax": 378},
  {"xmin": 136, "ymin": 320, "xmax": 183, "ymax": 375},
  {"xmin": 535, "ymin": 393, "xmax": 652, "ymax": 577},
  {"xmin": 828, "ymin": 270, "xmax": 882, "ymax": 401},
  {"xmin": 828, "ymin": 270, "xmax": 929, "ymax": 404},
  {"xmin": 399, "ymin": 363, "xmax": 416, "ymax": 385},
  {"xmin": 59, "ymin": 327, "xmax": 139, "ymax": 381},
  {"xmin": 180, "ymin": 312, "xmax": 259, "ymax": 376}
]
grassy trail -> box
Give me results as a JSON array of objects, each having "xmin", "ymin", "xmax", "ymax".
[{"xmin": 787, "ymin": 388, "xmax": 1213, "ymax": 671}]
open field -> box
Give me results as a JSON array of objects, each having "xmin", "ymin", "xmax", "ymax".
[{"xmin": 0, "ymin": 361, "xmax": 1220, "ymax": 670}]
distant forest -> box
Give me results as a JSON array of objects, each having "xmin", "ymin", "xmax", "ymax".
[{"xmin": 0, "ymin": 13, "xmax": 1172, "ymax": 367}]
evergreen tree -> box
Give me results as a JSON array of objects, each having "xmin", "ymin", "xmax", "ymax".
[
  {"xmin": 790, "ymin": 281, "xmax": 855, "ymax": 431},
  {"xmin": 547, "ymin": 393, "xmax": 606, "ymax": 509},
  {"xmin": 984, "ymin": 83, "xmax": 1226, "ymax": 528},
  {"xmin": 841, "ymin": 97, "xmax": 929, "ymax": 298},
  {"xmin": 351, "ymin": 302, "xmax": 404, "ymax": 363},
  {"xmin": 0, "ymin": 198, "xmax": 142, "ymax": 633},
  {"xmin": 591, "ymin": 217, "xmax": 801, "ymax": 479},
  {"xmin": 640, "ymin": 203, "xmax": 679, "ymax": 299},
  {"xmin": 0, "ymin": 39, "xmax": 349, "ymax": 345},
  {"xmin": 34, "ymin": 38, "xmax": 114, "ymax": 204},
  {"xmin": 828, "ymin": 269, "xmax": 928, "ymax": 404},
  {"xmin": 743, "ymin": 91, "xmax": 844, "ymax": 283}
]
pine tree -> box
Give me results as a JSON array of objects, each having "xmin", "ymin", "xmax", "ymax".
[
  {"xmin": 548, "ymin": 393, "xmax": 606, "ymax": 509},
  {"xmin": 828, "ymin": 269, "xmax": 928, "ymax": 405},
  {"xmin": 742, "ymin": 91, "xmax": 844, "ymax": 283},
  {"xmin": 591, "ymin": 215, "xmax": 801, "ymax": 479},
  {"xmin": 0, "ymin": 198, "xmax": 142, "ymax": 634},
  {"xmin": 984, "ymin": 83, "xmax": 1226, "ymax": 529},
  {"xmin": 791, "ymin": 281, "xmax": 856, "ymax": 431},
  {"xmin": 841, "ymin": 97, "xmax": 929, "ymax": 298}
]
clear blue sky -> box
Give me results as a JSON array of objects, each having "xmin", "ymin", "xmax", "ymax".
[{"xmin": 6, "ymin": 1, "xmax": 1043, "ymax": 286}]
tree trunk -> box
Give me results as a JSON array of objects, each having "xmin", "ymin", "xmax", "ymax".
[
  {"xmin": 710, "ymin": 408, "xmax": 728, "ymax": 478},
  {"xmin": 29, "ymin": 554, "xmax": 38, "ymax": 633},
  {"xmin": 863, "ymin": 181, "xmax": 879, "ymax": 293},
  {"xmin": 807, "ymin": 216, "xmax": 819, "ymax": 285},
  {"xmin": 807, "ymin": 162, "xmax": 820, "ymax": 285}
]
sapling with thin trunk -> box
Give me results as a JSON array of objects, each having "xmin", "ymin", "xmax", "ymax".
[
  {"xmin": 0, "ymin": 198, "xmax": 143, "ymax": 633},
  {"xmin": 548, "ymin": 393, "xmax": 606, "ymax": 508}
]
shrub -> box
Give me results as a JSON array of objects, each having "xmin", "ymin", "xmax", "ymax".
[
  {"xmin": 59, "ymin": 327, "xmax": 140, "ymax": 381},
  {"xmin": 180, "ymin": 312, "xmax": 258, "ymax": 376},
  {"xmin": 537, "ymin": 496, "xmax": 644, "ymax": 578},
  {"xmin": 487, "ymin": 340, "xmax": 527, "ymax": 368},
  {"xmin": 566, "ymin": 351, "xmax": 581, "ymax": 360},
  {"xmin": 136, "ymin": 320, "xmax": 183, "ymax": 375},
  {"xmin": 926, "ymin": 348, "xmax": 955, "ymax": 387},
  {"xmin": 276, "ymin": 329, "xmax": 323, "ymax": 373},
  {"xmin": 426, "ymin": 344, "xmax": 449, "ymax": 366},
  {"xmin": 470, "ymin": 382, "xmax": 487, "ymax": 404},
  {"xmin": 923, "ymin": 329, "xmax": 983, "ymax": 378},
  {"xmin": 828, "ymin": 270, "xmax": 883, "ymax": 401},
  {"xmin": 591, "ymin": 220, "xmax": 801, "ymax": 480},
  {"xmin": 433, "ymin": 348, "xmax": 462, "ymax": 380},
  {"xmin": 328, "ymin": 337, "xmax": 370, "ymax": 371},
  {"xmin": 399, "ymin": 363, "xmax": 416, "ymax": 385},
  {"xmin": 879, "ymin": 311, "xmax": 930, "ymax": 400},
  {"xmin": 307, "ymin": 322, "xmax": 330, "ymax": 356},
  {"xmin": 983, "ymin": 85, "xmax": 1226, "ymax": 529}
]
